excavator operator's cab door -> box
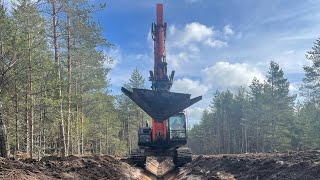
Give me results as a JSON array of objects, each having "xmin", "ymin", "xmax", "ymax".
[{"xmin": 168, "ymin": 113, "xmax": 187, "ymax": 140}]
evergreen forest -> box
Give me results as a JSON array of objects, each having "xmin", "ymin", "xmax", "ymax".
[{"xmin": 1, "ymin": 0, "xmax": 320, "ymax": 159}]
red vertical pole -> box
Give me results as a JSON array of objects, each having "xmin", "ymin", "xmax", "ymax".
[
  {"xmin": 151, "ymin": 4, "xmax": 168, "ymax": 142},
  {"xmin": 154, "ymin": 4, "xmax": 166, "ymax": 80}
]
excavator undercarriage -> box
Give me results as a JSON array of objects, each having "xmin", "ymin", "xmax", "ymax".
[{"xmin": 129, "ymin": 147, "xmax": 192, "ymax": 177}]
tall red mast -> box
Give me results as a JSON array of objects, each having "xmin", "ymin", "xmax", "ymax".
[{"xmin": 150, "ymin": 4, "xmax": 173, "ymax": 91}]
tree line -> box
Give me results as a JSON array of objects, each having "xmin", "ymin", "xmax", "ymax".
[
  {"xmin": 188, "ymin": 38, "xmax": 320, "ymax": 154},
  {"xmin": 1, "ymin": 0, "xmax": 320, "ymax": 159},
  {"xmin": 0, "ymin": 0, "xmax": 148, "ymax": 159}
]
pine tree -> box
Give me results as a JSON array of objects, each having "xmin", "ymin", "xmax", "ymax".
[
  {"xmin": 117, "ymin": 68, "xmax": 149, "ymax": 154},
  {"xmin": 248, "ymin": 78, "xmax": 268, "ymax": 152},
  {"xmin": 265, "ymin": 61, "xmax": 296, "ymax": 151},
  {"xmin": 0, "ymin": 3, "xmax": 11, "ymax": 158},
  {"xmin": 302, "ymin": 37, "xmax": 320, "ymax": 103},
  {"xmin": 12, "ymin": 0, "xmax": 49, "ymax": 159}
]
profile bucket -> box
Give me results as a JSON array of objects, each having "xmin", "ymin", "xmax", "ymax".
[{"xmin": 121, "ymin": 87, "xmax": 202, "ymax": 122}]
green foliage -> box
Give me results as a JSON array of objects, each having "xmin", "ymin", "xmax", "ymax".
[
  {"xmin": 116, "ymin": 68, "xmax": 149, "ymax": 154},
  {"xmin": 1, "ymin": 0, "xmax": 320, "ymax": 158},
  {"xmin": 189, "ymin": 61, "xmax": 297, "ymax": 154},
  {"xmin": 0, "ymin": 0, "xmax": 126, "ymax": 157},
  {"xmin": 302, "ymin": 37, "xmax": 320, "ymax": 102}
]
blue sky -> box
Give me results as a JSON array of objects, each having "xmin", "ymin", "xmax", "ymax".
[
  {"xmin": 5, "ymin": 0, "xmax": 320, "ymax": 125},
  {"xmin": 98, "ymin": 0, "xmax": 320, "ymax": 125}
]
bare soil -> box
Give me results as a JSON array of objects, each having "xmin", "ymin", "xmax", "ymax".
[
  {"xmin": 0, "ymin": 155, "xmax": 142, "ymax": 180},
  {"xmin": 1, "ymin": 151, "xmax": 320, "ymax": 180},
  {"xmin": 176, "ymin": 150, "xmax": 320, "ymax": 180}
]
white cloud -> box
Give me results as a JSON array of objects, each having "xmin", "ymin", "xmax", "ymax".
[
  {"xmin": 188, "ymin": 44, "xmax": 200, "ymax": 54},
  {"xmin": 224, "ymin": 24, "xmax": 234, "ymax": 36},
  {"xmin": 169, "ymin": 25, "xmax": 176, "ymax": 35},
  {"xmin": 169, "ymin": 22, "xmax": 227, "ymax": 48},
  {"xmin": 201, "ymin": 62, "xmax": 265, "ymax": 89},
  {"xmin": 168, "ymin": 51, "xmax": 199, "ymax": 72},
  {"xmin": 171, "ymin": 78, "xmax": 209, "ymax": 97},
  {"xmin": 166, "ymin": 22, "xmax": 232, "ymax": 74},
  {"xmin": 273, "ymin": 49, "xmax": 311, "ymax": 74},
  {"xmin": 182, "ymin": 22, "xmax": 214, "ymax": 44},
  {"xmin": 205, "ymin": 39, "xmax": 228, "ymax": 48},
  {"xmin": 289, "ymin": 82, "xmax": 302, "ymax": 96},
  {"xmin": 104, "ymin": 47, "xmax": 121, "ymax": 69},
  {"xmin": 283, "ymin": 50, "xmax": 295, "ymax": 55},
  {"xmin": 289, "ymin": 84, "xmax": 298, "ymax": 92}
]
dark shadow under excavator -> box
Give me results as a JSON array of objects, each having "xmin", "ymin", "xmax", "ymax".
[{"xmin": 121, "ymin": 4, "xmax": 202, "ymax": 178}]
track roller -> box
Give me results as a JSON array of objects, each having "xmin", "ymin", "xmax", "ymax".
[
  {"xmin": 130, "ymin": 148, "xmax": 146, "ymax": 167},
  {"xmin": 173, "ymin": 147, "xmax": 192, "ymax": 167}
]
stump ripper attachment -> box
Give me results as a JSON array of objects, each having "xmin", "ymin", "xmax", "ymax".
[{"xmin": 121, "ymin": 88, "xmax": 202, "ymax": 122}]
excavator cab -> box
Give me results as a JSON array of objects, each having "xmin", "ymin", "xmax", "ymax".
[
  {"xmin": 137, "ymin": 113, "xmax": 187, "ymax": 147},
  {"xmin": 168, "ymin": 113, "xmax": 186, "ymax": 140}
]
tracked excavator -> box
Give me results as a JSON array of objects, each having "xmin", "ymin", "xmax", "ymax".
[{"xmin": 121, "ymin": 4, "xmax": 202, "ymax": 177}]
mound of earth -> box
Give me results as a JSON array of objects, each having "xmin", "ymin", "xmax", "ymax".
[
  {"xmin": 0, "ymin": 155, "xmax": 143, "ymax": 180},
  {"xmin": 1, "ymin": 151, "xmax": 320, "ymax": 180},
  {"xmin": 176, "ymin": 150, "xmax": 320, "ymax": 180}
]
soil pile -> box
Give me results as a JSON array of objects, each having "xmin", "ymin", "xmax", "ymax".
[
  {"xmin": 177, "ymin": 150, "xmax": 320, "ymax": 180},
  {"xmin": 0, "ymin": 155, "xmax": 142, "ymax": 180},
  {"xmin": 1, "ymin": 151, "xmax": 320, "ymax": 180}
]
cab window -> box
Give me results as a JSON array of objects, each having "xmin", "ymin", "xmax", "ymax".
[{"xmin": 168, "ymin": 114, "xmax": 186, "ymax": 139}]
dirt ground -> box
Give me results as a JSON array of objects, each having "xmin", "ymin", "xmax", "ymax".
[
  {"xmin": 0, "ymin": 155, "xmax": 143, "ymax": 180},
  {"xmin": 177, "ymin": 150, "xmax": 320, "ymax": 180},
  {"xmin": 1, "ymin": 151, "xmax": 320, "ymax": 180}
]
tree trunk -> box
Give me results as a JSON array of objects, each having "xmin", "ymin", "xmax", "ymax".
[
  {"xmin": 66, "ymin": 6, "xmax": 72, "ymax": 156},
  {"xmin": 14, "ymin": 68, "xmax": 19, "ymax": 154},
  {"xmin": 105, "ymin": 115, "xmax": 108, "ymax": 154},
  {"xmin": 25, "ymin": 91, "xmax": 29, "ymax": 154},
  {"xmin": 0, "ymin": 106, "xmax": 8, "ymax": 158},
  {"xmin": 80, "ymin": 113, "xmax": 83, "ymax": 154},
  {"xmin": 28, "ymin": 29, "xmax": 34, "ymax": 159},
  {"xmin": 128, "ymin": 114, "xmax": 131, "ymax": 155},
  {"xmin": 99, "ymin": 137, "xmax": 102, "ymax": 155},
  {"xmin": 79, "ymin": 58, "xmax": 84, "ymax": 155},
  {"xmin": 245, "ymin": 124, "xmax": 248, "ymax": 153},
  {"xmin": 52, "ymin": 0, "xmax": 66, "ymax": 157},
  {"xmin": 37, "ymin": 132, "xmax": 41, "ymax": 160},
  {"xmin": 42, "ymin": 77, "xmax": 47, "ymax": 156},
  {"xmin": 76, "ymin": 103, "xmax": 80, "ymax": 154}
]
